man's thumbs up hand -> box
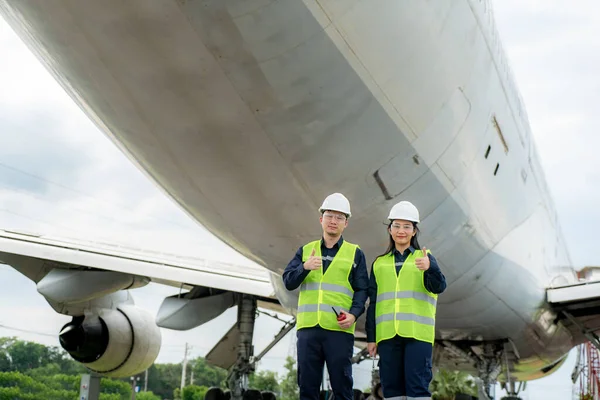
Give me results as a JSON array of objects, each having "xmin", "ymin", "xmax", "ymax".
[{"xmin": 303, "ymin": 248, "xmax": 322, "ymax": 270}]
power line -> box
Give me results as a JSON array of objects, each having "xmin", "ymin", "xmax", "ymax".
[
  {"xmin": 0, "ymin": 161, "xmax": 195, "ymax": 231},
  {"xmin": 0, "ymin": 208, "xmax": 89, "ymax": 237},
  {"xmin": 0, "ymin": 323, "xmax": 56, "ymax": 338},
  {"xmin": 0, "ymin": 182, "xmax": 156, "ymax": 230}
]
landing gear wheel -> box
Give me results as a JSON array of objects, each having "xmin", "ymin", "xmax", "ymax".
[
  {"xmin": 261, "ymin": 391, "xmax": 277, "ymax": 400},
  {"xmin": 455, "ymin": 395, "xmax": 474, "ymax": 400},
  {"xmin": 242, "ymin": 389, "xmax": 262, "ymax": 400},
  {"xmin": 373, "ymin": 383, "xmax": 383, "ymax": 400},
  {"xmin": 205, "ymin": 387, "xmax": 225, "ymax": 400},
  {"xmin": 353, "ymin": 389, "xmax": 365, "ymax": 400}
]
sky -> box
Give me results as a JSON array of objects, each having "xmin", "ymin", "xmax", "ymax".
[{"xmin": 0, "ymin": 1, "xmax": 599, "ymax": 398}]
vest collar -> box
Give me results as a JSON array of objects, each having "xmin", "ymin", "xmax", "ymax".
[
  {"xmin": 321, "ymin": 236, "xmax": 344, "ymax": 250},
  {"xmin": 392, "ymin": 246, "xmax": 415, "ymax": 258}
]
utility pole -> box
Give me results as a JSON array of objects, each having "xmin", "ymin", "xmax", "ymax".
[
  {"xmin": 79, "ymin": 374, "xmax": 101, "ymax": 400},
  {"xmin": 190, "ymin": 369, "xmax": 194, "ymax": 386},
  {"xmin": 181, "ymin": 343, "xmax": 191, "ymax": 392},
  {"xmin": 144, "ymin": 369, "xmax": 148, "ymax": 392},
  {"xmin": 130, "ymin": 376, "xmax": 140, "ymax": 400}
]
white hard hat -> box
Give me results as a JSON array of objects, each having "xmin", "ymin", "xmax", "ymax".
[
  {"xmin": 319, "ymin": 193, "xmax": 351, "ymax": 217},
  {"xmin": 388, "ymin": 201, "xmax": 420, "ymax": 223}
]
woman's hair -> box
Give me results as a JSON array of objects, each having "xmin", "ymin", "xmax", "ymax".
[{"xmin": 378, "ymin": 221, "xmax": 421, "ymax": 258}]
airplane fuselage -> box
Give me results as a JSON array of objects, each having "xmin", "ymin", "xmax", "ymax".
[{"xmin": 0, "ymin": 0, "xmax": 577, "ymax": 382}]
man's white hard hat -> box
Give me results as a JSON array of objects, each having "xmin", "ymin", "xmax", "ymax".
[{"xmin": 319, "ymin": 193, "xmax": 351, "ymax": 217}]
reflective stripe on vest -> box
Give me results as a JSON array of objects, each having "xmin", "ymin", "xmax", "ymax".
[
  {"xmin": 296, "ymin": 240, "xmax": 357, "ymax": 334},
  {"xmin": 373, "ymin": 249, "xmax": 437, "ymax": 344}
]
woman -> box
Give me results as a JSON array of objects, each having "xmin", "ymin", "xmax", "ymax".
[{"xmin": 366, "ymin": 201, "xmax": 447, "ymax": 400}]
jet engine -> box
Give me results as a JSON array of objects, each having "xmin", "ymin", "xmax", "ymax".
[{"xmin": 58, "ymin": 305, "xmax": 161, "ymax": 378}]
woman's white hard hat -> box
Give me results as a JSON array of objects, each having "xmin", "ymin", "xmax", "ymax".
[{"xmin": 388, "ymin": 201, "xmax": 419, "ymax": 223}]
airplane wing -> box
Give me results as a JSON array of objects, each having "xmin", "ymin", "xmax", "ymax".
[
  {"xmin": 0, "ymin": 228, "xmax": 290, "ymax": 379},
  {"xmin": 0, "ymin": 229, "xmax": 276, "ymax": 299},
  {"xmin": 547, "ymin": 270, "xmax": 600, "ymax": 349}
]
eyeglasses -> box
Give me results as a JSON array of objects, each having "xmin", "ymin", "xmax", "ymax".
[
  {"xmin": 323, "ymin": 213, "xmax": 347, "ymax": 222},
  {"xmin": 390, "ymin": 224, "xmax": 413, "ymax": 231}
]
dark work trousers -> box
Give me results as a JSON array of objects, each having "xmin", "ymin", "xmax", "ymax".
[
  {"xmin": 297, "ymin": 326, "xmax": 354, "ymax": 400},
  {"xmin": 378, "ymin": 335, "xmax": 433, "ymax": 399}
]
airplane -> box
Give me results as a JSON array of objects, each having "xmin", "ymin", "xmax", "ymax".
[{"xmin": 0, "ymin": 0, "xmax": 599, "ymax": 399}]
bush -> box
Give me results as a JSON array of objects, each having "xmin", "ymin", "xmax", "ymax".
[
  {"xmin": 136, "ymin": 391, "xmax": 162, "ymax": 400},
  {"xmin": 182, "ymin": 385, "xmax": 209, "ymax": 400}
]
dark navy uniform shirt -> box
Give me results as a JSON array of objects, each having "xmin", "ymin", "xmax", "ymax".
[
  {"xmin": 282, "ymin": 236, "xmax": 369, "ymax": 319},
  {"xmin": 365, "ymin": 246, "xmax": 446, "ymax": 342}
]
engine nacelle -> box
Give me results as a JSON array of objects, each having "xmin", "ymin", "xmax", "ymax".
[{"xmin": 59, "ymin": 305, "xmax": 161, "ymax": 378}]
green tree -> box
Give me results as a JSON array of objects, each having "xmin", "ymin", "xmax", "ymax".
[
  {"xmin": 99, "ymin": 394, "xmax": 125, "ymax": 400},
  {"xmin": 26, "ymin": 363, "xmax": 63, "ymax": 380},
  {"xmin": 0, "ymin": 337, "xmax": 15, "ymax": 350},
  {"xmin": 0, "ymin": 371, "xmax": 76, "ymax": 400},
  {"xmin": 45, "ymin": 345, "xmax": 87, "ymax": 375},
  {"xmin": 136, "ymin": 391, "xmax": 162, "ymax": 400},
  {"xmin": 147, "ymin": 363, "xmax": 182, "ymax": 399},
  {"xmin": 100, "ymin": 378, "xmax": 131, "ymax": 399},
  {"xmin": 279, "ymin": 357, "xmax": 298, "ymax": 400},
  {"xmin": 182, "ymin": 385, "xmax": 209, "ymax": 400},
  {"xmin": 0, "ymin": 337, "xmax": 311, "ymax": 400},
  {"xmin": 0, "ymin": 338, "xmax": 11, "ymax": 373},
  {"xmin": 430, "ymin": 369, "xmax": 477, "ymax": 400},
  {"xmin": 250, "ymin": 370, "xmax": 280, "ymax": 392},
  {"xmin": 0, "ymin": 338, "xmax": 85, "ymax": 376},
  {"xmin": 6, "ymin": 340, "xmax": 50, "ymax": 371},
  {"xmin": 30, "ymin": 373, "xmax": 79, "ymax": 392},
  {"xmin": 0, "ymin": 387, "xmax": 24, "ymax": 400},
  {"xmin": 189, "ymin": 357, "xmax": 227, "ymax": 387},
  {"xmin": 0, "ymin": 354, "xmax": 9, "ymax": 373}
]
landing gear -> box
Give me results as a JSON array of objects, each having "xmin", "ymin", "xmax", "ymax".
[
  {"xmin": 474, "ymin": 343, "xmax": 505, "ymax": 400},
  {"xmin": 218, "ymin": 294, "xmax": 296, "ymax": 400},
  {"xmin": 349, "ymin": 348, "xmax": 380, "ymax": 400},
  {"xmin": 353, "ymin": 388, "xmax": 366, "ymax": 400},
  {"xmin": 227, "ymin": 294, "xmax": 257, "ymax": 400},
  {"xmin": 368, "ymin": 362, "xmax": 383, "ymax": 400},
  {"xmin": 499, "ymin": 380, "xmax": 525, "ymax": 400},
  {"xmin": 474, "ymin": 340, "xmax": 527, "ymax": 400}
]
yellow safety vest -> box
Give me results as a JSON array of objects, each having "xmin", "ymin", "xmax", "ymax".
[
  {"xmin": 373, "ymin": 249, "xmax": 437, "ymax": 344},
  {"xmin": 296, "ymin": 240, "xmax": 358, "ymax": 334}
]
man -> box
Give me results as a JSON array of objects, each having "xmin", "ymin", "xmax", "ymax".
[{"xmin": 283, "ymin": 193, "xmax": 369, "ymax": 400}]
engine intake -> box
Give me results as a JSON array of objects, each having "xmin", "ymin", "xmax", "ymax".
[{"xmin": 59, "ymin": 305, "xmax": 161, "ymax": 378}]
